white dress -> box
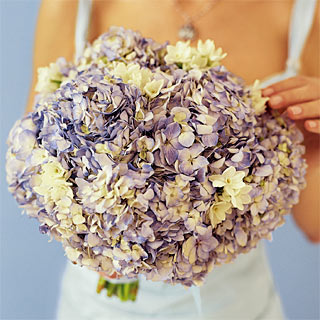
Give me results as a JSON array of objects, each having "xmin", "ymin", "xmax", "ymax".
[{"xmin": 56, "ymin": 0, "xmax": 317, "ymax": 319}]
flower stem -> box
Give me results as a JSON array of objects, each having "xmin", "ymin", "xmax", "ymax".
[{"xmin": 96, "ymin": 276, "xmax": 139, "ymax": 302}]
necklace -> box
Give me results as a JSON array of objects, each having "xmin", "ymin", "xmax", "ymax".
[{"xmin": 173, "ymin": 0, "xmax": 221, "ymax": 41}]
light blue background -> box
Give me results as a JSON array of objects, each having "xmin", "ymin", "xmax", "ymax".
[{"xmin": 0, "ymin": 1, "xmax": 319, "ymax": 319}]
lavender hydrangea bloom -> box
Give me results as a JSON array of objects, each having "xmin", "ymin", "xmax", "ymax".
[{"xmin": 6, "ymin": 27, "xmax": 307, "ymax": 288}]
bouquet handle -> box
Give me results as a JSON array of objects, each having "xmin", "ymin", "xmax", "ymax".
[{"xmin": 96, "ymin": 275, "xmax": 139, "ymax": 302}]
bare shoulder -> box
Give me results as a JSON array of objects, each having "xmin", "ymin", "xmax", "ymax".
[
  {"xmin": 26, "ymin": 0, "xmax": 79, "ymax": 113},
  {"xmin": 301, "ymin": 0, "xmax": 320, "ymax": 77}
]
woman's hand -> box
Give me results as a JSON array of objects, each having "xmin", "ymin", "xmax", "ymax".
[{"xmin": 262, "ymin": 76, "xmax": 320, "ymax": 134}]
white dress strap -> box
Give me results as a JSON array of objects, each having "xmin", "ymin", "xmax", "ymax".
[
  {"xmin": 75, "ymin": 0, "xmax": 92, "ymax": 61},
  {"xmin": 285, "ymin": 0, "xmax": 318, "ymax": 74},
  {"xmin": 260, "ymin": 0, "xmax": 318, "ymax": 88}
]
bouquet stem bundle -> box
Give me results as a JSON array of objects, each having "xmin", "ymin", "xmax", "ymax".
[{"xmin": 96, "ymin": 276, "xmax": 139, "ymax": 302}]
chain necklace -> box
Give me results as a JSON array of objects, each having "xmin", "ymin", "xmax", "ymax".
[{"xmin": 173, "ymin": 0, "xmax": 221, "ymax": 41}]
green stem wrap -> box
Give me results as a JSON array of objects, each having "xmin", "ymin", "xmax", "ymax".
[{"xmin": 96, "ymin": 276, "xmax": 139, "ymax": 302}]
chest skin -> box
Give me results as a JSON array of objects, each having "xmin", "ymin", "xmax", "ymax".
[{"xmin": 88, "ymin": 0, "xmax": 294, "ymax": 84}]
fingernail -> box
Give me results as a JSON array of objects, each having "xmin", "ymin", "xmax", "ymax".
[
  {"xmin": 289, "ymin": 106, "xmax": 302, "ymax": 115},
  {"xmin": 262, "ymin": 88, "xmax": 274, "ymax": 96},
  {"xmin": 269, "ymin": 95, "xmax": 283, "ymax": 106},
  {"xmin": 308, "ymin": 121, "xmax": 317, "ymax": 128}
]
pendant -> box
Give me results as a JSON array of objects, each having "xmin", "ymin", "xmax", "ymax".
[{"xmin": 178, "ymin": 23, "xmax": 197, "ymax": 41}]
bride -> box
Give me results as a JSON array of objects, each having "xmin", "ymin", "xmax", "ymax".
[{"xmin": 26, "ymin": 0, "xmax": 319, "ymax": 318}]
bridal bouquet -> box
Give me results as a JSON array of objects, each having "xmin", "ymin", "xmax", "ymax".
[{"xmin": 6, "ymin": 27, "xmax": 307, "ymax": 302}]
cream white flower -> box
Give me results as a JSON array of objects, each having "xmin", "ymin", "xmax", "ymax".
[
  {"xmin": 207, "ymin": 201, "xmax": 232, "ymax": 228},
  {"xmin": 219, "ymin": 182, "xmax": 252, "ymax": 210},
  {"xmin": 127, "ymin": 64, "xmax": 145, "ymax": 88},
  {"xmin": 164, "ymin": 39, "xmax": 227, "ymax": 70},
  {"xmin": 210, "ymin": 167, "xmax": 252, "ymax": 210},
  {"xmin": 35, "ymin": 62, "xmax": 63, "ymax": 94},
  {"xmin": 208, "ymin": 47, "xmax": 227, "ymax": 67},
  {"xmin": 56, "ymin": 196, "xmax": 72, "ymax": 214},
  {"xmin": 41, "ymin": 161, "xmax": 66, "ymax": 179},
  {"xmin": 111, "ymin": 62, "xmax": 130, "ymax": 82},
  {"xmin": 197, "ymin": 39, "xmax": 216, "ymax": 56},
  {"xmin": 209, "ymin": 166, "xmax": 246, "ymax": 196},
  {"xmin": 139, "ymin": 68, "xmax": 153, "ymax": 89},
  {"xmin": 144, "ymin": 79, "xmax": 164, "ymax": 98},
  {"xmin": 111, "ymin": 61, "xmax": 165, "ymax": 99},
  {"xmin": 33, "ymin": 160, "xmax": 73, "ymax": 213},
  {"xmin": 248, "ymin": 80, "xmax": 269, "ymax": 115},
  {"xmin": 164, "ymin": 41, "xmax": 192, "ymax": 65},
  {"xmin": 189, "ymin": 51, "xmax": 208, "ymax": 69},
  {"xmin": 225, "ymin": 185, "xmax": 252, "ymax": 210},
  {"xmin": 35, "ymin": 178, "xmax": 72, "ymax": 202},
  {"xmin": 110, "ymin": 62, "xmax": 153, "ymax": 90}
]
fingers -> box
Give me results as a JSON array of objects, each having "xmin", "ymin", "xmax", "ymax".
[
  {"xmin": 287, "ymin": 100, "xmax": 320, "ymax": 120},
  {"xmin": 98, "ymin": 271, "xmax": 120, "ymax": 279},
  {"xmin": 262, "ymin": 76, "xmax": 308, "ymax": 96},
  {"xmin": 262, "ymin": 76, "xmax": 320, "ymax": 109},
  {"xmin": 266, "ymin": 85, "xmax": 320, "ymax": 109},
  {"xmin": 262, "ymin": 76, "xmax": 320, "ymax": 135},
  {"xmin": 304, "ymin": 120, "xmax": 320, "ymax": 134}
]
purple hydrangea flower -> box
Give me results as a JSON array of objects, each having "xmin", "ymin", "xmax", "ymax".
[{"xmin": 6, "ymin": 27, "xmax": 307, "ymax": 287}]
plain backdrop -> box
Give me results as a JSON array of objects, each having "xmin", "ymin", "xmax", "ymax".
[{"xmin": 0, "ymin": 1, "xmax": 319, "ymax": 319}]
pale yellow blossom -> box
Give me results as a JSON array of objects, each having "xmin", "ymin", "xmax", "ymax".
[
  {"xmin": 248, "ymin": 80, "xmax": 269, "ymax": 115},
  {"xmin": 164, "ymin": 41, "xmax": 192, "ymax": 65},
  {"xmin": 144, "ymin": 79, "xmax": 164, "ymax": 98},
  {"xmin": 209, "ymin": 166, "xmax": 246, "ymax": 196},
  {"xmin": 35, "ymin": 62, "xmax": 63, "ymax": 94},
  {"xmin": 207, "ymin": 201, "xmax": 232, "ymax": 228}
]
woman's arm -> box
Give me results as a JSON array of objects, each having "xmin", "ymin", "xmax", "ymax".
[
  {"xmin": 285, "ymin": 4, "xmax": 320, "ymax": 244},
  {"xmin": 28, "ymin": 0, "xmax": 116, "ymax": 279},
  {"xmin": 262, "ymin": 3, "xmax": 320, "ymax": 244},
  {"xmin": 26, "ymin": 0, "xmax": 78, "ymax": 113},
  {"xmin": 292, "ymin": 147, "xmax": 320, "ymax": 243}
]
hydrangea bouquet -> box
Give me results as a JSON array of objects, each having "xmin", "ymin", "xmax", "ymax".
[{"xmin": 6, "ymin": 27, "xmax": 307, "ymax": 302}]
